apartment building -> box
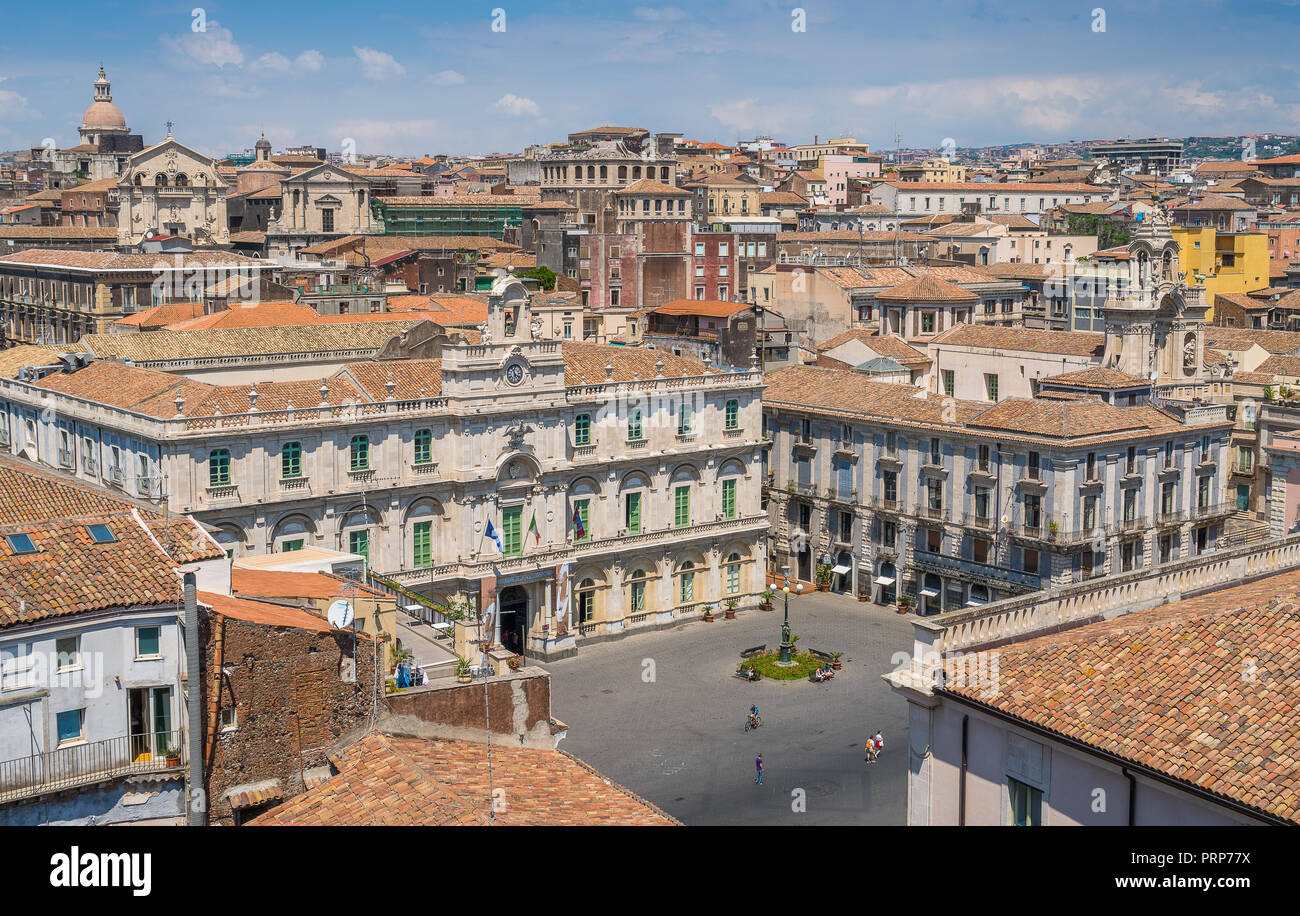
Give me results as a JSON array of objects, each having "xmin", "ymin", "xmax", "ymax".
[
  {"xmin": 762, "ymin": 365, "xmax": 1233, "ymax": 612},
  {"xmin": 871, "ymin": 182, "xmax": 1108, "ymax": 218},
  {"xmin": 0, "ymin": 279, "xmax": 767, "ymax": 661}
]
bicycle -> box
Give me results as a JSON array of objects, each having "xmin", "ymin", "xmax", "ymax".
[{"xmin": 745, "ymin": 714, "xmax": 763, "ymax": 732}]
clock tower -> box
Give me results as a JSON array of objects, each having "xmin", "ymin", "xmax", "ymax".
[{"xmin": 439, "ymin": 273, "xmax": 568, "ymax": 410}]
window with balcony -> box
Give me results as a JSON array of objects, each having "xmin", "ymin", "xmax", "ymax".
[
  {"xmin": 208, "ymin": 448, "xmax": 231, "ymax": 488},
  {"xmin": 1161, "ymin": 481, "xmax": 1175, "ymax": 516},
  {"xmin": 572, "ymin": 499, "xmax": 590, "ymax": 544},
  {"xmin": 1198, "ymin": 475, "xmax": 1211, "ymax": 509},
  {"xmin": 722, "ymin": 478, "xmax": 737, "ymax": 520},
  {"xmin": 974, "ymin": 486, "xmax": 990, "ymax": 521},
  {"xmin": 1023, "ymin": 493, "xmax": 1042, "ymax": 529},
  {"xmin": 628, "ymin": 410, "xmax": 643, "ymax": 442},
  {"xmin": 281, "ymin": 441, "xmax": 302, "ymax": 479},
  {"xmin": 725, "ymin": 399, "xmax": 739, "ymax": 430},
  {"xmin": 680, "ymin": 562, "xmax": 695, "ymax": 603},
  {"xmin": 675, "ymin": 486, "xmax": 691, "ymax": 527},
  {"xmin": 678, "ymin": 403, "xmax": 694, "ymax": 436},
  {"xmin": 413, "ymin": 429, "xmax": 433, "ymax": 465},
  {"xmin": 350, "ymin": 435, "xmax": 370, "ymax": 472},
  {"xmin": 977, "ymin": 443, "xmax": 990, "ymax": 472},
  {"xmin": 1083, "ymin": 495, "xmax": 1097, "ymax": 530},
  {"xmin": 502, "ymin": 506, "xmax": 522, "ymax": 557},
  {"xmin": 725, "ymin": 552, "xmax": 741, "ymax": 594},
  {"xmin": 574, "ymin": 414, "xmax": 591, "ymax": 447},
  {"xmin": 1123, "ymin": 488, "xmax": 1136, "ymax": 523},
  {"xmin": 883, "ymin": 471, "xmax": 898, "ymax": 504},
  {"xmin": 927, "ymin": 479, "xmax": 943, "ymax": 514},
  {"xmin": 625, "ymin": 492, "xmax": 642, "ymax": 534}
]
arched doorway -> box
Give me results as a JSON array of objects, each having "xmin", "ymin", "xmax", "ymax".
[{"xmin": 498, "ymin": 586, "xmax": 527, "ymax": 654}]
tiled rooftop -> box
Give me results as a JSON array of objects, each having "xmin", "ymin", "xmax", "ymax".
[{"xmin": 933, "ymin": 324, "xmax": 1106, "ymax": 357}]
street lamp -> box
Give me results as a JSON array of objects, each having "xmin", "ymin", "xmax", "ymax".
[{"xmin": 779, "ymin": 571, "xmax": 803, "ymax": 666}]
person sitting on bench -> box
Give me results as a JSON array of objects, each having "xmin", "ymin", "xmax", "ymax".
[{"xmin": 745, "ymin": 664, "xmax": 758, "ymax": 680}]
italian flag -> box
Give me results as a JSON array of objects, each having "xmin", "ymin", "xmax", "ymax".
[{"xmin": 527, "ymin": 511, "xmax": 540, "ymax": 544}]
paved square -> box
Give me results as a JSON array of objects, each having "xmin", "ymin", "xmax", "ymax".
[{"xmin": 540, "ymin": 592, "xmax": 917, "ymax": 825}]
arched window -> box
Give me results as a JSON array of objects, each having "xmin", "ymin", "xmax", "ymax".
[
  {"xmin": 599, "ymin": 165, "xmax": 607, "ymax": 181},
  {"xmin": 632, "ymin": 166, "xmax": 642, "ymax": 180},
  {"xmin": 725, "ymin": 552, "xmax": 742, "ymax": 594},
  {"xmin": 174, "ymin": 173, "xmax": 189, "ymax": 188},
  {"xmin": 280, "ymin": 441, "xmax": 302, "ymax": 479},
  {"xmin": 679, "ymin": 561, "xmax": 695, "ymax": 603},
  {"xmin": 134, "ymin": 173, "xmax": 143, "ymax": 187},
  {"xmin": 660, "ymin": 166, "xmax": 669, "ymax": 181},
  {"xmin": 576, "ymin": 577, "xmax": 596, "ymax": 624},
  {"xmin": 627, "ymin": 409, "xmax": 643, "ymax": 442},
  {"xmin": 586, "ymin": 165, "xmax": 595, "ymax": 181},
  {"xmin": 155, "ymin": 174, "xmax": 169, "ymax": 188},
  {"xmin": 628, "ymin": 568, "xmax": 650, "ymax": 613},
  {"xmin": 208, "ymin": 448, "xmax": 230, "ymax": 487},
  {"xmin": 618, "ymin": 165, "xmax": 627, "ymax": 182},
  {"xmin": 349, "ymin": 434, "xmax": 369, "ymax": 471},
  {"xmin": 725, "ymin": 398, "xmax": 739, "ymax": 430}
]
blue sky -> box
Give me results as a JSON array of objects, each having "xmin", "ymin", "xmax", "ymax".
[{"xmin": 2, "ymin": 0, "xmax": 1298, "ymax": 158}]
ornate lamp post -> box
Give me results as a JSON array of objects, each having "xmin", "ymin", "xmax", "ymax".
[{"xmin": 779, "ymin": 571, "xmax": 802, "ymax": 666}]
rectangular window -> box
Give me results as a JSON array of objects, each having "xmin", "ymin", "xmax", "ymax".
[
  {"xmin": 281, "ymin": 441, "xmax": 302, "ymax": 479},
  {"xmin": 722, "ymin": 478, "xmax": 737, "ymax": 519},
  {"xmin": 413, "ymin": 429, "xmax": 433, "ymax": 465},
  {"xmin": 1027, "ymin": 451, "xmax": 1040, "ymax": 480},
  {"xmin": 55, "ymin": 636, "xmax": 80, "ymax": 671},
  {"xmin": 56, "ymin": 709, "xmax": 85, "ymax": 746},
  {"xmin": 281, "ymin": 539, "xmax": 304, "ymax": 552},
  {"xmin": 942, "ymin": 370, "xmax": 955, "ymax": 397},
  {"xmin": 135, "ymin": 626, "xmax": 161, "ymax": 659},
  {"xmin": 349, "ymin": 529, "xmax": 370, "ymax": 564},
  {"xmin": 725, "ymin": 399, "xmax": 739, "ymax": 430},
  {"xmin": 626, "ymin": 492, "xmax": 642, "ymax": 534},
  {"xmin": 1008, "ymin": 777, "xmax": 1042, "ymax": 826},
  {"xmin": 927, "ymin": 479, "xmax": 943, "ymax": 512},
  {"xmin": 628, "ymin": 411, "xmax": 643, "ymax": 441},
  {"xmin": 574, "ymin": 414, "xmax": 591, "ymax": 447},
  {"xmin": 573, "ymin": 499, "xmax": 590, "ymax": 544},
  {"xmin": 984, "ymin": 373, "xmax": 999, "ymax": 401},
  {"xmin": 675, "ymin": 486, "xmax": 691, "ymax": 527},
  {"xmin": 678, "ymin": 402, "xmax": 693, "ymax": 435},
  {"xmin": 502, "ymin": 506, "xmax": 523, "ymax": 557},
  {"xmin": 350, "ymin": 435, "xmax": 370, "ymax": 471},
  {"xmin": 413, "ymin": 520, "xmax": 432, "ymax": 568},
  {"xmin": 209, "ymin": 448, "xmax": 230, "ymax": 487}
]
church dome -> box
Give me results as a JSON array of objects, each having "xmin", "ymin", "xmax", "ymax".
[{"xmin": 81, "ymin": 100, "xmax": 127, "ymax": 131}]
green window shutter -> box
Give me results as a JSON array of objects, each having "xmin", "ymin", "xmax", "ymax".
[
  {"xmin": 575, "ymin": 414, "xmax": 591, "ymax": 447},
  {"xmin": 349, "ymin": 529, "xmax": 370, "ymax": 564},
  {"xmin": 575, "ymin": 499, "xmax": 590, "ymax": 542},
  {"xmin": 722, "ymin": 479, "xmax": 736, "ymax": 519},
  {"xmin": 414, "ymin": 429, "xmax": 432, "ymax": 465},
  {"xmin": 281, "ymin": 442, "xmax": 301, "ymax": 479},
  {"xmin": 413, "ymin": 520, "xmax": 432, "ymax": 568},
  {"xmin": 725, "ymin": 399, "xmax": 739, "ymax": 429},
  {"xmin": 503, "ymin": 506, "xmax": 522, "ymax": 556},
  {"xmin": 626, "ymin": 492, "xmax": 641, "ymax": 533},
  {"xmin": 350, "ymin": 435, "xmax": 369, "ymax": 471},
  {"xmin": 209, "ymin": 449, "xmax": 230, "ymax": 487},
  {"xmin": 675, "ymin": 486, "xmax": 690, "ymax": 527},
  {"xmin": 628, "ymin": 411, "xmax": 642, "ymax": 441},
  {"xmin": 281, "ymin": 539, "xmax": 304, "ymax": 552}
]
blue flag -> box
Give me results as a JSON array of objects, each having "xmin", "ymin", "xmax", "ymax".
[{"xmin": 485, "ymin": 519, "xmax": 504, "ymax": 555}]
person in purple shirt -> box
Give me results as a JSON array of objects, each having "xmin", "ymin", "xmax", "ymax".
[{"xmin": 755, "ymin": 753, "xmax": 764, "ymax": 785}]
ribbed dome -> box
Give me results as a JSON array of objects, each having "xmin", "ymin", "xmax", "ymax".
[{"xmin": 81, "ymin": 99, "xmax": 126, "ymax": 131}]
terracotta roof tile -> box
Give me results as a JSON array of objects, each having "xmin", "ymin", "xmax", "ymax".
[{"xmin": 933, "ymin": 324, "xmax": 1105, "ymax": 357}]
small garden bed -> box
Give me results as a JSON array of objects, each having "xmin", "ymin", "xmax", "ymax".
[{"xmin": 740, "ymin": 650, "xmax": 824, "ymax": 681}]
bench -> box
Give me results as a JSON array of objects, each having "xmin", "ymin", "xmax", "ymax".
[
  {"xmin": 808, "ymin": 649, "xmax": 836, "ymax": 664},
  {"xmin": 740, "ymin": 645, "xmax": 766, "ymax": 659}
]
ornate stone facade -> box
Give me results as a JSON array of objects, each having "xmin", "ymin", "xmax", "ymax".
[{"xmin": 117, "ymin": 136, "xmax": 230, "ymax": 248}]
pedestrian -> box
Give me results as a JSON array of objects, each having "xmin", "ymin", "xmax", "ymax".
[
  {"xmin": 873, "ymin": 730, "xmax": 884, "ymax": 761},
  {"xmin": 755, "ymin": 753, "xmax": 764, "ymax": 785}
]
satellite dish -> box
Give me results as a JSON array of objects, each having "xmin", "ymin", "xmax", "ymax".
[
  {"xmin": 327, "ymin": 599, "xmax": 355, "ymax": 629},
  {"xmin": 1000, "ymin": 513, "xmax": 1010, "ymax": 526}
]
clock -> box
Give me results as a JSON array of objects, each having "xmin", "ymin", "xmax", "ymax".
[{"xmin": 505, "ymin": 363, "xmax": 525, "ymax": 385}]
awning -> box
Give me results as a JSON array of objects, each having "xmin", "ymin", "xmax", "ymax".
[
  {"xmin": 920, "ymin": 587, "xmax": 940, "ymax": 597},
  {"xmin": 831, "ymin": 564, "xmax": 851, "ymax": 575},
  {"xmin": 874, "ymin": 576, "xmax": 895, "ymax": 586},
  {"xmin": 965, "ymin": 598, "xmax": 987, "ymax": 607},
  {"xmin": 225, "ymin": 779, "xmax": 284, "ymax": 810}
]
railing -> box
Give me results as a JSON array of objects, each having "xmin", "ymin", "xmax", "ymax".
[
  {"xmin": 962, "ymin": 513, "xmax": 995, "ymax": 531},
  {"xmin": 913, "ymin": 549, "xmax": 1042, "ymax": 592},
  {"xmin": 0, "ymin": 729, "xmax": 186, "ymax": 804},
  {"xmin": 913, "ymin": 503, "xmax": 946, "ymax": 521}
]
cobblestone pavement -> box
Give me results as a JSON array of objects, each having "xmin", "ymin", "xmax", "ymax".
[{"xmin": 540, "ymin": 591, "xmax": 916, "ymax": 825}]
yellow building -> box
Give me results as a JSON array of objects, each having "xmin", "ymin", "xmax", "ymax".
[
  {"xmin": 1172, "ymin": 227, "xmax": 1270, "ymax": 321},
  {"xmin": 897, "ymin": 157, "xmax": 969, "ymax": 183}
]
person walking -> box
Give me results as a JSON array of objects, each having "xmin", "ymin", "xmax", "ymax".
[
  {"xmin": 873, "ymin": 730, "xmax": 884, "ymax": 761},
  {"xmin": 755, "ymin": 753, "xmax": 764, "ymax": 785}
]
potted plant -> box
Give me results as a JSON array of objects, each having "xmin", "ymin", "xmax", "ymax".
[
  {"xmin": 829, "ymin": 651, "xmax": 843, "ymax": 671},
  {"xmin": 1264, "ymin": 385, "xmax": 1275, "ymax": 403},
  {"xmin": 164, "ymin": 744, "xmax": 181, "ymax": 768},
  {"xmin": 785, "ymin": 481, "xmax": 797, "ymax": 496},
  {"xmin": 760, "ymin": 589, "xmax": 775, "ymax": 611},
  {"xmin": 896, "ymin": 595, "xmax": 910, "ymax": 615},
  {"xmin": 815, "ymin": 563, "xmax": 833, "ymax": 591},
  {"xmin": 506, "ymin": 653, "xmax": 523, "ymax": 671},
  {"xmin": 724, "ymin": 598, "xmax": 738, "ymax": 620},
  {"xmin": 702, "ymin": 604, "xmax": 715, "ymax": 622},
  {"xmin": 1046, "ymin": 518, "xmax": 1059, "ymax": 542},
  {"xmin": 858, "ymin": 587, "xmax": 871, "ymax": 602},
  {"xmin": 455, "ymin": 656, "xmax": 472, "ymax": 684}
]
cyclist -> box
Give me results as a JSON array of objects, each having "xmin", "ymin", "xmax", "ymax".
[{"xmin": 748, "ymin": 704, "xmax": 760, "ymax": 729}]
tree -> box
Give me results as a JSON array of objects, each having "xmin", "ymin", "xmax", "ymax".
[{"xmin": 521, "ymin": 266, "xmax": 556, "ymax": 291}]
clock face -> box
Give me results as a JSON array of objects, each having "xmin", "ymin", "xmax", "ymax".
[{"xmin": 505, "ymin": 363, "xmax": 524, "ymax": 385}]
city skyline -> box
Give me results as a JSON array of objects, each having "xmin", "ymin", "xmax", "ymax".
[{"xmin": 3, "ymin": 0, "xmax": 1300, "ymax": 157}]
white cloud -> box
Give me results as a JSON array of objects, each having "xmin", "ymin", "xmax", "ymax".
[
  {"xmin": 633, "ymin": 5, "xmax": 686, "ymax": 21},
  {"xmin": 429, "ymin": 70, "xmax": 466, "ymax": 86},
  {"xmin": 353, "ymin": 47, "xmax": 405, "ymax": 80},
  {"xmin": 0, "ymin": 78, "xmax": 38, "ymax": 120},
  {"xmin": 331, "ymin": 118, "xmax": 439, "ymax": 153},
  {"xmin": 253, "ymin": 50, "xmax": 325, "ymax": 73},
  {"xmin": 709, "ymin": 97, "xmax": 801, "ymax": 135},
  {"xmin": 492, "ymin": 93, "xmax": 540, "ymax": 117},
  {"xmin": 162, "ymin": 21, "xmax": 244, "ymax": 68}
]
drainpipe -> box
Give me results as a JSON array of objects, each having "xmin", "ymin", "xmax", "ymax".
[
  {"xmin": 958, "ymin": 714, "xmax": 968, "ymax": 826},
  {"xmin": 1122, "ymin": 766, "xmax": 1136, "ymax": 826},
  {"xmin": 183, "ymin": 572, "xmax": 206, "ymax": 826}
]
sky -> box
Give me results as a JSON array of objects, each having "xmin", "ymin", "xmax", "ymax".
[{"xmin": 1, "ymin": 0, "xmax": 1299, "ymax": 159}]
